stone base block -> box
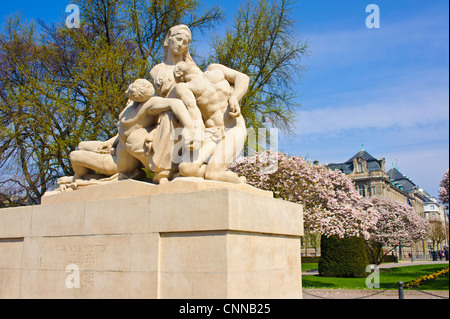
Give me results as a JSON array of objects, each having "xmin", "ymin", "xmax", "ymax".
[{"xmin": 0, "ymin": 179, "xmax": 303, "ymax": 299}]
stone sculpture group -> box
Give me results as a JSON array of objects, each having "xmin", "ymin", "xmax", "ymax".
[
  {"xmin": 0, "ymin": 25, "xmax": 304, "ymax": 299},
  {"xmin": 57, "ymin": 25, "xmax": 249, "ymax": 191}
]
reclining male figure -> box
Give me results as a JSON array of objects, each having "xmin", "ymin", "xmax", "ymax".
[{"xmin": 174, "ymin": 62, "xmax": 249, "ymax": 184}]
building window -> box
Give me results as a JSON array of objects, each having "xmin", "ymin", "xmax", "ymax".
[
  {"xmin": 431, "ymin": 214, "xmax": 436, "ymax": 221},
  {"xmin": 357, "ymin": 163, "xmax": 363, "ymax": 173},
  {"xmin": 358, "ymin": 185, "xmax": 366, "ymax": 197},
  {"xmin": 371, "ymin": 186, "xmax": 376, "ymax": 196}
]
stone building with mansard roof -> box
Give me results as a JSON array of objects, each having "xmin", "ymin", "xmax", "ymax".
[
  {"xmin": 327, "ymin": 148, "xmax": 426, "ymax": 217},
  {"xmin": 325, "ymin": 148, "xmax": 449, "ymax": 258}
]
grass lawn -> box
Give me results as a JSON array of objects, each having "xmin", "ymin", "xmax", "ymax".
[
  {"xmin": 302, "ymin": 263, "xmax": 449, "ymax": 290},
  {"xmin": 302, "ymin": 263, "xmax": 319, "ymax": 271}
]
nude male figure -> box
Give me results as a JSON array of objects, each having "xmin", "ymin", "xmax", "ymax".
[
  {"xmin": 59, "ymin": 79, "xmax": 195, "ymax": 185},
  {"xmin": 174, "ymin": 62, "xmax": 249, "ymax": 184}
]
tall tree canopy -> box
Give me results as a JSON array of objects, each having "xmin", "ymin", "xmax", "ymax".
[
  {"xmin": 364, "ymin": 196, "xmax": 430, "ymax": 264},
  {"xmin": 0, "ymin": 0, "xmax": 222, "ymax": 205},
  {"xmin": 210, "ymin": 0, "xmax": 307, "ymax": 132},
  {"xmin": 0, "ymin": 0, "xmax": 307, "ymax": 206}
]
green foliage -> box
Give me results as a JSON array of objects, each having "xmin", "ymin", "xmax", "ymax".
[
  {"xmin": 404, "ymin": 267, "xmax": 449, "ymax": 289},
  {"xmin": 301, "ymin": 257, "xmax": 320, "ymax": 264},
  {"xmin": 303, "ymin": 264, "xmax": 449, "ymax": 290},
  {"xmin": 0, "ymin": 0, "xmax": 222, "ymax": 205},
  {"xmin": 319, "ymin": 235, "xmax": 369, "ymax": 278},
  {"xmin": 209, "ymin": 0, "xmax": 308, "ymax": 133},
  {"xmin": 0, "ymin": 0, "xmax": 307, "ymax": 206}
]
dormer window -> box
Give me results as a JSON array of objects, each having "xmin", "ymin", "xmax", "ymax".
[{"xmin": 357, "ymin": 163, "xmax": 364, "ymax": 173}]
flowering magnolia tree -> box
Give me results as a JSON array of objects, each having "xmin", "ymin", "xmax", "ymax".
[
  {"xmin": 364, "ymin": 196, "xmax": 430, "ymax": 264},
  {"xmin": 439, "ymin": 170, "xmax": 449, "ymax": 210},
  {"xmin": 229, "ymin": 151, "xmax": 378, "ymax": 238}
]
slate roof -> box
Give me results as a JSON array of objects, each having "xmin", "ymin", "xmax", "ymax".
[
  {"xmin": 419, "ymin": 189, "xmax": 437, "ymax": 204},
  {"xmin": 367, "ymin": 161, "xmax": 381, "ymax": 172},
  {"xmin": 387, "ymin": 167, "xmax": 405, "ymax": 180},
  {"xmin": 345, "ymin": 150, "xmax": 378, "ymax": 164},
  {"xmin": 327, "ymin": 150, "xmax": 382, "ymax": 173},
  {"xmin": 327, "ymin": 149, "xmax": 426, "ymax": 198},
  {"xmin": 387, "ymin": 168, "xmax": 416, "ymax": 193}
]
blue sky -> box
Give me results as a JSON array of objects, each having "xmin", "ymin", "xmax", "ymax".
[{"xmin": 1, "ymin": 0, "xmax": 449, "ymax": 198}]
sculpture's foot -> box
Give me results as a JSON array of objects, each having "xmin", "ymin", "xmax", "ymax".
[
  {"xmin": 158, "ymin": 177, "xmax": 170, "ymax": 184},
  {"xmin": 52, "ymin": 173, "xmax": 120, "ymax": 194},
  {"xmin": 205, "ymin": 170, "xmax": 244, "ymax": 184},
  {"xmin": 57, "ymin": 176, "xmax": 75, "ymax": 185},
  {"xmin": 153, "ymin": 170, "xmax": 171, "ymax": 185}
]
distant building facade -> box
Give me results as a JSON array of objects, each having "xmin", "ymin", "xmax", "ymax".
[
  {"xmin": 327, "ymin": 148, "xmax": 431, "ymax": 259},
  {"xmin": 419, "ymin": 190, "xmax": 448, "ymax": 252},
  {"xmin": 327, "ymin": 148, "xmax": 425, "ymax": 216}
]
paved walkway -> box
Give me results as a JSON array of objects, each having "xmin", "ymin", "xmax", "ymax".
[
  {"xmin": 302, "ymin": 260, "xmax": 449, "ymax": 299},
  {"xmin": 302, "ymin": 288, "xmax": 449, "ymax": 299},
  {"xmin": 378, "ymin": 259, "xmax": 449, "ymax": 268}
]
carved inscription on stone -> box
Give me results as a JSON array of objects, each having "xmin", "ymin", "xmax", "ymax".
[
  {"xmin": 60, "ymin": 241, "xmax": 107, "ymax": 288},
  {"xmin": 62, "ymin": 243, "xmax": 107, "ymax": 268},
  {"xmin": 42, "ymin": 235, "xmax": 130, "ymax": 289}
]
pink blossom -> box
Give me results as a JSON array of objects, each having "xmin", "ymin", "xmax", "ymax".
[
  {"xmin": 230, "ymin": 151, "xmax": 377, "ymax": 238},
  {"xmin": 230, "ymin": 151, "xmax": 430, "ymax": 243},
  {"xmin": 439, "ymin": 170, "xmax": 449, "ymax": 210},
  {"xmin": 363, "ymin": 196, "xmax": 430, "ymax": 245}
]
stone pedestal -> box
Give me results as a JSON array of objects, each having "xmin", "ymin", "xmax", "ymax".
[{"xmin": 0, "ymin": 179, "xmax": 303, "ymax": 299}]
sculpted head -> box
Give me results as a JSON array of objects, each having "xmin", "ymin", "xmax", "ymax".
[
  {"xmin": 163, "ymin": 25, "xmax": 194, "ymax": 63},
  {"xmin": 125, "ymin": 79, "xmax": 155, "ymax": 102},
  {"xmin": 174, "ymin": 61, "xmax": 202, "ymax": 83}
]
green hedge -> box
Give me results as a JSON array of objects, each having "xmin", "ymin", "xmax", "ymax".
[
  {"xmin": 302, "ymin": 252, "xmax": 396, "ymax": 264},
  {"xmin": 382, "ymin": 254, "xmax": 396, "ymax": 263},
  {"xmin": 318, "ymin": 235, "xmax": 369, "ymax": 278}
]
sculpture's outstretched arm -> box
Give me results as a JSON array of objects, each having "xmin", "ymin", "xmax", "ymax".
[
  {"xmin": 143, "ymin": 97, "xmax": 194, "ymax": 131},
  {"xmin": 142, "ymin": 96, "xmax": 200, "ymax": 151},
  {"xmin": 174, "ymin": 82, "xmax": 204, "ymax": 124}
]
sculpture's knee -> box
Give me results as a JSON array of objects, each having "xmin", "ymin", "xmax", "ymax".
[
  {"xmin": 78, "ymin": 141, "xmax": 90, "ymax": 150},
  {"xmin": 69, "ymin": 150, "xmax": 84, "ymax": 165}
]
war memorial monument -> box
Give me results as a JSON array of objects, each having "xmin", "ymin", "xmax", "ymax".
[{"xmin": 0, "ymin": 25, "xmax": 303, "ymax": 299}]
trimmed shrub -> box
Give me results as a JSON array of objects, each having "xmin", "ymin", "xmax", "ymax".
[
  {"xmin": 301, "ymin": 256, "xmax": 321, "ymax": 263},
  {"xmin": 319, "ymin": 235, "xmax": 369, "ymax": 278}
]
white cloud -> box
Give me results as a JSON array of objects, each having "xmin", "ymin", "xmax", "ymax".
[
  {"xmin": 294, "ymin": 8, "xmax": 449, "ymax": 137},
  {"xmin": 295, "ymin": 83, "xmax": 449, "ymax": 136},
  {"xmin": 283, "ymin": 2, "xmax": 449, "ymax": 199},
  {"xmin": 384, "ymin": 146, "xmax": 449, "ymax": 197}
]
